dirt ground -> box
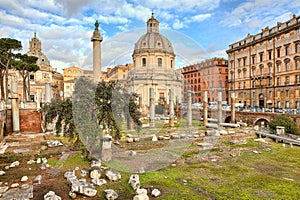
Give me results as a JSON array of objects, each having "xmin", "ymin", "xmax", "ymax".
[{"xmin": 0, "ymin": 131, "xmax": 262, "ymax": 199}]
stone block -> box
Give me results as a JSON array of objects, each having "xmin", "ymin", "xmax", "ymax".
[
  {"xmin": 151, "ymin": 188, "xmax": 161, "ymax": 197},
  {"xmin": 105, "ymin": 189, "xmax": 118, "ymax": 200},
  {"xmin": 105, "ymin": 169, "xmax": 121, "ymax": 181}
]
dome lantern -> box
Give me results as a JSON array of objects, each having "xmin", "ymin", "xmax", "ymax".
[{"xmin": 147, "ymin": 13, "xmax": 159, "ymax": 33}]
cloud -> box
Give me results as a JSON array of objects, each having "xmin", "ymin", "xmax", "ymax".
[
  {"xmin": 140, "ymin": 0, "xmax": 220, "ymax": 12},
  {"xmin": 220, "ymin": 0, "xmax": 300, "ymax": 29},
  {"xmin": 172, "ymin": 19, "xmax": 185, "ymax": 29},
  {"xmin": 185, "ymin": 13, "xmax": 212, "ymax": 23},
  {"xmin": 172, "ymin": 13, "xmax": 212, "ymax": 30}
]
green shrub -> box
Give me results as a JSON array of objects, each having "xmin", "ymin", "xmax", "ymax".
[{"xmin": 269, "ymin": 114, "xmax": 298, "ymax": 135}]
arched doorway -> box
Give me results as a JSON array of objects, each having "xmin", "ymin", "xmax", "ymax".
[
  {"xmin": 259, "ymin": 93, "xmax": 264, "ymax": 108},
  {"xmin": 254, "ymin": 118, "xmax": 269, "ymax": 127}
]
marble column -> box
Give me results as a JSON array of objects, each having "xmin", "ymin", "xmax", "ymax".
[
  {"xmin": 231, "ymin": 92, "xmax": 236, "ymax": 123},
  {"xmin": 218, "ymin": 92, "xmax": 222, "ymax": 125},
  {"xmin": 169, "ymin": 89, "xmax": 174, "ymax": 127},
  {"xmin": 203, "ymin": 91, "xmax": 208, "ymax": 126},
  {"xmin": 149, "ymin": 88, "xmax": 155, "ymax": 128},
  {"xmin": 45, "ymin": 83, "xmax": 51, "ymax": 103},
  {"xmin": 11, "ymin": 75, "xmax": 20, "ymax": 134},
  {"xmin": 187, "ymin": 90, "xmax": 192, "ymax": 127}
]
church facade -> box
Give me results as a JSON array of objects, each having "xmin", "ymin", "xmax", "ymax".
[{"xmin": 127, "ymin": 14, "xmax": 182, "ymax": 108}]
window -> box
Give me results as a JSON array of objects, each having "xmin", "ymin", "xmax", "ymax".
[
  {"xmin": 238, "ymin": 70, "xmax": 241, "ymax": 78},
  {"xmin": 219, "ymin": 69, "xmax": 222, "ymax": 73},
  {"xmin": 243, "ymin": 57, "xmax": 246, "ymax": 66},
  {"xmin": 142, "ymin": 58, "xmax": 146, "ymax": 67},
  {"xmin": 29, "ymin": 74, "xmax": 34, "ymax": 80},
  {"xmin": 268, "ymin": 51, "xmax": 272, "ymax": 60},
  {"xmin": 30, "ymin": 95, "xmax": 35, "ymax": 102},
  {"xmin": 238, "ymin": 59, "xmax": 241, "ymax": 67},
  {"xmin": 296, "ymin": 43, "xmax": 300, "ymax": 53},
  {"xmin": 285, "ymin": 62, "xmax": 290, "ymax": 71},
  {"xmin": 296, "ymin": 60, "xmax": 300, "ymax": 69},
  {"xmin": 277, "ymin": 48, "xmax": 280, "ymax": 57},
  {"xmin": 285, "ymin": 45, "xmax": 290, "ymax": 55},
  {"xmin": 253, "ymin": 80, "xmax": 256, "ymax": 88},
  {"xmin": 158, "ymin": 58, "xmax": 162, "ymax": 67},
  {"xmin": 269, "ymin": 64, "xmax": 273, "ymax": 74},
  {"xmin": 243, "ymin": 82, "xmax": 246, "ymax": 88},
  {"xmin": 259, "ymin": 66, "xmax": 263, "ymax": 75},
  {"xmin": 277, "ymin": 63, "xmax": 281, "ymax": 72},
  {"xmin": 286, "ymin": 101, "xmax": 290, "ymax": 108},
  {"xmin": 277, "ymin": 77, "xmax": 281, "ymax": 86},
  {"xmin": 296, "ymin": 101, "xmax": 300, "ymax": 108},
  {"xmin": 259, "ymin": 53, "xmax": 263, "ymax": 62},
  {"xmin": 269, "ymin": 91, "xmax": 272, "ymax": 98},
  {"xmin": 269, "ymin": 78, "xmax": 273, "ymax": 86},
  {"xmin": 285, "ymin": 76, "xmax": 289, "ymax": 85},
  {"xmin": 243, "ymin": 70, "xmax": 246, "ymax": 78},
  {"xmin": 252, "ymin": 55, "xmax": 256, "ymax": 64},
  {"xmin": 277, "ymin": 101, "xmax": 281, "ymax": 108},
  {"xmin": 296, "ymin": 75, "xmax": 300, "ymax": 84}
]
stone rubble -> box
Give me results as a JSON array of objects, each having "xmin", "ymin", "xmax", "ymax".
[
  {"xmin": 10, "ymin": 183, "xmax": 19, "ymax": 188},
  {"xmin": 91, "ymin": 159, "xmax": 101, "ymax": 168},
  {"xmin": 133, "ymin": 188, "xmax": 149, "ymax": 200},
  {"xmin": 9, "ymin": 161, "xmax": 20, "ymax": 168},
  {"xmin": 21, "ymin": 176, "xmax": 29, "ymax": 182},
  {"xmin": 44, "ymin": 190, "xmax": 62, "ymax": 200},
  {"xmin": 69, "ymin": 191, "xmax": 76, "ymax": 199},
  {"xmin": 104, "ymin": 189, "xmax": 118, "ymax": 200},
  {"xmin": 0, "ymin": 186, "xmax": 9, "ymax": 193},
  {"xmin": 27, "ymin": 160, "xmax": 35, "ymax": 165},
  {"xmin": 128, "ymin": 174, "xmax": 140, "ymax": 190},
  {"xmin": 90, "ymin": 167, "xmax": 102, "ymax": 179},
  {"xmin": 80, "ymin": 168, "xmax": 89, "ymax": 177},
  {"xmin": 151, "ymin": 188, "xmax": 161, "ymax": 197},
  {"xmin": 91, "ymin": 178, "xmax": 107, "ymax": 186},
  {"xmin": 105, "ymin": 169, "xmax": 121, "ymax": 181},
  {"xmin": 151, "ymin": 135, "xmax": 158, "ymax": 141},
  {"xmin": 47, "ymin": 140, "xmax": 63, "ymax": 147},
  {"xmin": 34, "ymin": 175, "xmax": 42, "ymax": 185},
  {"xmin": 64, "ymin": 170, "xmax": 97, "ymax": 197},
  {"xmin": 127, "ymin": 138, "xmax": 134, "ymax": 143},
  {"xmin": 0, "ymin": 184, "xmax": 33, "ymax": 200}
]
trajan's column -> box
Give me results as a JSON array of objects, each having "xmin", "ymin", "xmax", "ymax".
[{"xmin": 91, "ymin": 20, "xmax": 103, "ymax": 82}]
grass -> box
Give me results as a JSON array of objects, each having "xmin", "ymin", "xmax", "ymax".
[
  {"xmin": 45, "ymin": 138, "xmax": 298, "ymax": 199},
  {"xmin": 56, "ymin": 152, "xmax": 90, "ymax": 170},
  {"xmin": 45, "ymin": 134, "xmax": 300, "ymax": 199}
]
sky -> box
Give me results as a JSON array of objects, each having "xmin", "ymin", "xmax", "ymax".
[{"xmin": 1, "ymin": 0, "xmax": 300, "ymax": 73}]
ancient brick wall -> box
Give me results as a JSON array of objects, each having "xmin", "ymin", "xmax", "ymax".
[{"xmin": 6, "ymin": 109, "xmax": 42, "ymax": 134}]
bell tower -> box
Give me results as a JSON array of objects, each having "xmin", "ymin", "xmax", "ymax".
[{"xmin": 91, "ymin": 20, "xmax": 103, "ymax": 82}]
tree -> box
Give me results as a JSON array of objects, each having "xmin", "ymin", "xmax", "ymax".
[
  {"xmin": 94, "ymin": 80, "xmax": 142, "ymax": 139},
  {"xmin": 13, "ymin": 54, "xmax": 39, "ymax": 101},
  {"xmin": 0, "ymin": 38, "xmax": 22, "ymax": 100},
  {"xmin": 42, "ymin": 98, "xmax": 77, "ymax": 140},
  {"xmin": 43, "ymin": 77, "xmax": 142, "ymax": 143},
  {"xmin": 269, "ymin": 114, "xmax": 298, "ymax": 135}
]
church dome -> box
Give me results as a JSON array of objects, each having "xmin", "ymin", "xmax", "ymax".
[{"xmin": 133, "ymin": 14, "xmax": 174, "ymax": 55}]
